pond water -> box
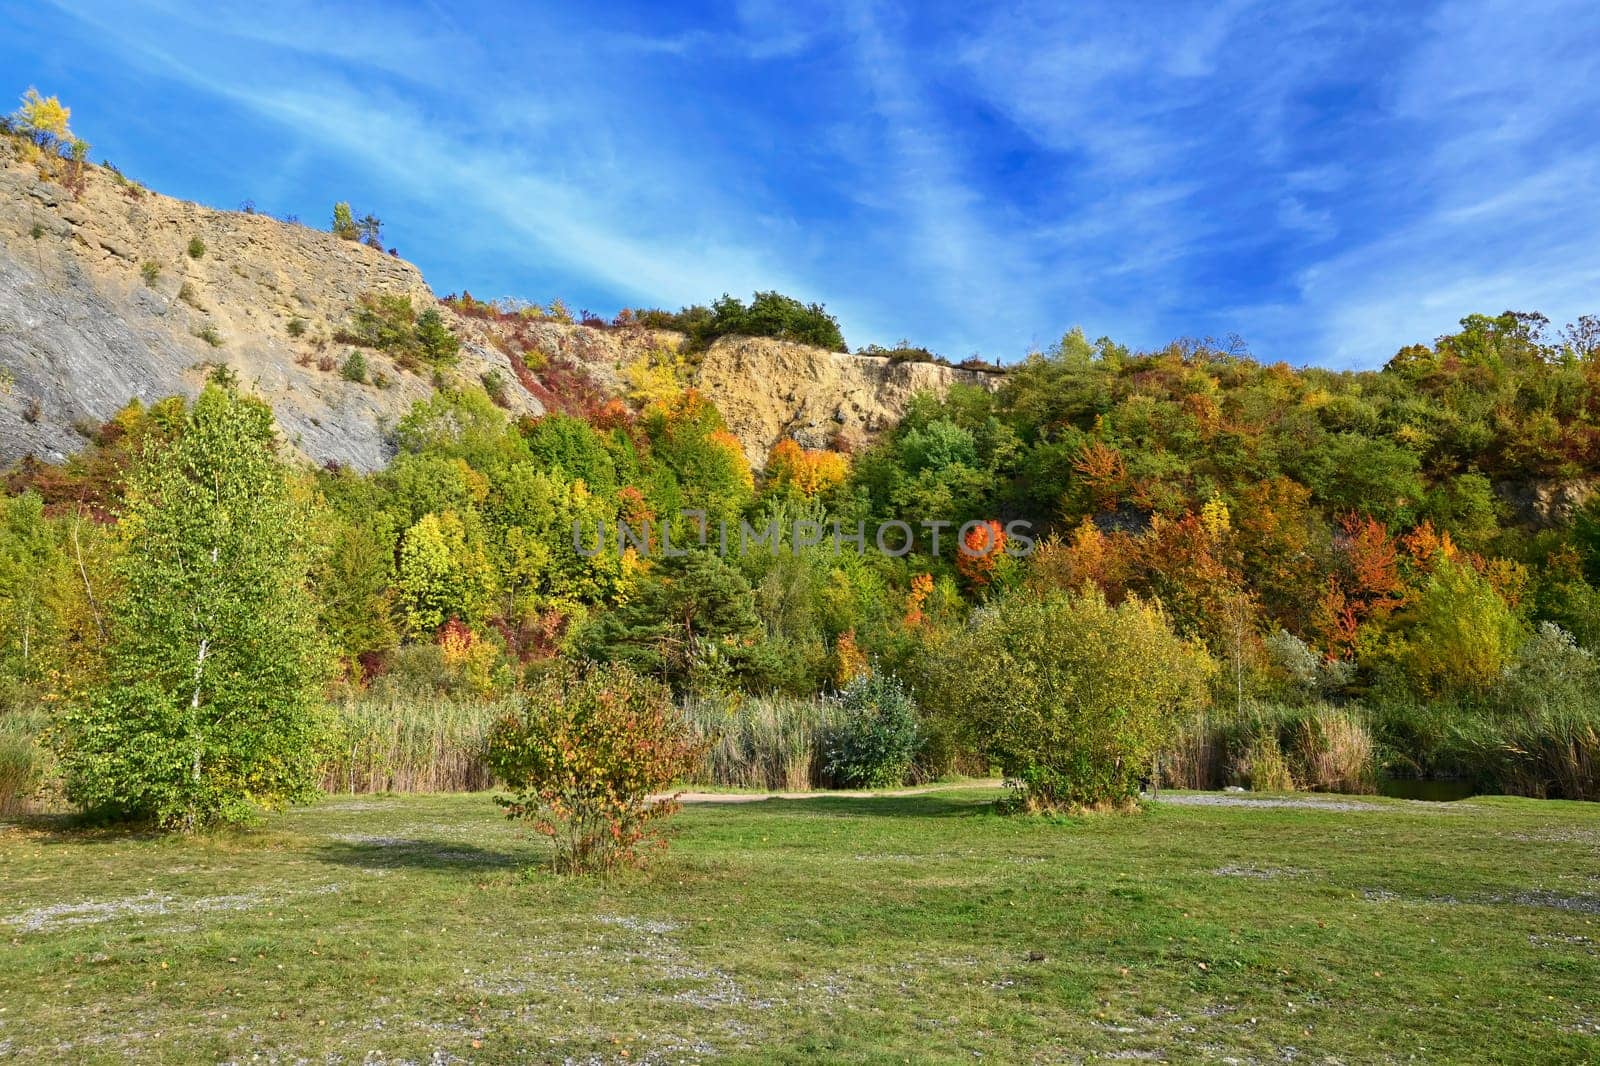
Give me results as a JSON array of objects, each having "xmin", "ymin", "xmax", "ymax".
[{"xmin": 1377, "ymin": 777, "xmax": 1478, "ymax": 802}]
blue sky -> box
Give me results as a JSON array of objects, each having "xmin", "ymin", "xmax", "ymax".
[{"xmin": 5, "ymin": 0, "xmax": 1599, "ymax": 368}]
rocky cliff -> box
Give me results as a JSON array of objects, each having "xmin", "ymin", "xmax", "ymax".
[
  {"xmin": 0, "ymin": 139, "xmax": 547, "ymax": 471},
  {"xmin": 694, "ymin": 337, "xmax": 999, "ymax": 467},
  {"xmin": 0, "ymin": 139, "xmax": 993, "ymax": 472}
]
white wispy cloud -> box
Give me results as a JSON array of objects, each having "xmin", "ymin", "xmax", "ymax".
[
  {"xmin": 46, "ymin": 0, "xmax": 820, "ymax": 310},
  {"xmin": 946, "ymin": 0, "xmax": 1600, "ymax": 363},
  {"xmin": 27, "ymin": 0, "xmax": 1600, "ymax": 366},
  {"xmin": 834, "ymin": 3, "xmax": 1048, "ymax": 354},
  {"xmin": 1264, "ymin": 0, "xmax": 1600, "ymax": 364}
]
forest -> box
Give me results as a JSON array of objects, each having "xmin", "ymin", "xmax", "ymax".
[{"xmin": 5, "ymin": 301, "xmax": 1600, "ymax": 825}]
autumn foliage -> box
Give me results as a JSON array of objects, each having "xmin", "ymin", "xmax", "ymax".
[
  {"xmin": 834, "ymin": 629, "xmax": 868, "ymax": 685},
  {"xmin": 485, "ymin": 661, "xmax": 703, "ymax": 874},
  {"xmin": 956, "ymin": 520, "xmax": 1007, "ymax": 587},
  {"xmin": 765, "ymin": 438, "xmax": 850, "ymax": 497},
  {"xmin": 904, "ymin": 573, "xmax": 934, "ymax": 626},
  {"xmin": 1073, "ymin": 441, "xmax": 1127, "ymax": 511}
]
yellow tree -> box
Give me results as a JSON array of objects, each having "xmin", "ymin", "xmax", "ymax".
[
  {"xmin": 765, "ymin": 439, "xmax": 850, "ymax": 497},
  {"xmin": 624, "ymin": 348, "xmax": 688, "ymax": 408},
  {"xmin": 15, "ymin": 88, "xmax": 72, "ymax": 147},
  {"xmin": 397, "ymin": 511, "xmax": 496, "ymax": 636},
  {"xmin": 331, "ymin": 202, "xmax": 358, "ymax": 240}
]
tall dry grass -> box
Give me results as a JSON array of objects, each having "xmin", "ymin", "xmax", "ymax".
[
  {"xmin": 1159, "ymin": 701, "xmax": 1376, "ymax": 794},
  {"xmin": 322, "ymin": 693, "xmax": 855, "ymax": 795},
  {"xmin": 0, "ymin": 709, "xmax": 51, "ymax": 815},
  {"xmin": 1448, "ymin": 706, "xmax": 1600, "ymax": 800},
  {"xmin": 681, "ymin": 694, "xmax": 844, "ymax": 790},
  {"xmin": 319, "ymin": 697, "xmax": 510, "ymax": 794},
  {"xmin": 1231, "ymin": 731, "xmax": 1296, "ymax": 792},
  {"xmin": 1293, "ymin": 707, "xmax": 1376, "ymax": 793},
  {"xmin": 1157, "ymin": 712, "xmax": 1223, "ymax": 790},
  {"xmin": 1365, "ymin": 621, "xmax": 1600, "ymax": 800}
]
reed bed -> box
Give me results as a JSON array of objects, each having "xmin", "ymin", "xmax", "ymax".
[
  {"xmin": 9, "ymin": 689, "xmax": 1594, "ymax": 805},
  {"xmin": 319, "ymin": 697, "xmax": 511, "ymax": 794},
  {"xmin": 0, "ymin": 709, "xmax": 52, "ymax": 816},
  {"xmin": 1159, "ymin": 701, "xmax": 1377, "ymax": 794},
  {"xmin": 680, "ymin": 694, "xmax": 845, "ymax": 790},
  {"xmin": 1442, "ymin": 705, "xmax": 1600, "ymax": 801},
  {"xmin": 322, "ymin": 693, "xmax": 853, "ymax": 795}
]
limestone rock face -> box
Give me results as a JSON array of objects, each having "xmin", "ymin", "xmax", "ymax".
[
  {"xmin": 693, "ymin": 336, "xmax": 1001, "ymax": 468},
  {"xmin": 0, "ymin": 141, "xmax": 537, "ymax": 471},
  {"xmin": 0, "ymin": 138, "xmax": 992, "ymax": 472},
  {"xmin": 1496, "ymin": 477, "xmax": 1599, "ymax": 527}
]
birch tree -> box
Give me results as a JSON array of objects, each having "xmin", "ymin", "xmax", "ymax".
[{"xmin": 59, "ymin": 385, "xmax": 327, "ymax": 829}]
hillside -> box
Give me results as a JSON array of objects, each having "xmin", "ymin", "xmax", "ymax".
[
  {"xmin": 9, "ymin": 100, "xmax": 1600, "ymax": 821},
  {"xmin": 0, "ymin": 140, "xmax": 989, "ymax": 471}
]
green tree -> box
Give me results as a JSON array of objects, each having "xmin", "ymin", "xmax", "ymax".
[
  {"xmin": 936, "ymin": 587, "xmax": 1215, "ymax": 810},
  {"xmin": 57, "ymin": 386, "xmax": 328, "ymax": 829},
  {"xmin": 1299, "ymin": 432, "xmax": 1425, "ymax": 527},
  {"xmin": 349, "ymin": 293, "xmax": 417, "ymax": 351},
  {"xmin": 825, "ymin": 670, "xmax": 921, "ymax": 787},
  {"xmin": 0, "ymin": 493, "xmax": 62, "ymax": 696},
  {"xmin": 488, "ymin": 465, "xmax": 624, "ymax": 617},
  {"xmin": 394, "ymin": 387, "xmax": 525, "ymax": 471},
  {"xmin": 1570, "ymin": 495, "xmax": 1600, "ymax": 586},
  {"xmin": 415, "ymin": 307, "xmax": 460, "ymax": 366},
  {"xmin": 396, "ymin": 511, "xmax": 495, "ymax": 636},
  {"xmin": 1397, "ymin": 557, "xmax": 1527, "ymax": 697},
  {"xmin": 676, "ymin": 291, "xmax": 847, "ymax": 352},
  {"xmin": 576, "ymin": 550, "xmax": 767, "ymax": 692},
  {"xmin": 331, "ymin": 202, "xmax": 358, "ymax": 240},
  {"xmin": 314, "ymin": 519, "xmax": 397, "ymax": 674},
  {"xmin": 382, "ymin": 454, "xmax": 488, "ymax": 530},
  {"xmin": 339, "ymin": 350, "xmax": 368, "ymax": 383},
  {"xmin": 523, "ymin": 412, "xmax": 622, "ymax": 496}
]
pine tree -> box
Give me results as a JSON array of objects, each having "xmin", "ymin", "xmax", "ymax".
[
  {"xmin": 357, "ymin": 214, "xmax": 384, "ymax": 249},
  {"xmin": 414, "ymin": 308, "xmax": 460, "ymax": 366},
  {"xmin": 59, "ymin": 385, "xmax": 328, "ymax": 830},
  {"xmin": 576, "ymin": 550, "xmax": 764, "ymax": 690}
]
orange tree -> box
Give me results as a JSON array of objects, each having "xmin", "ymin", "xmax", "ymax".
[
  {"xmin": 956, "ymin": 519, "xmax": 1008, "ymax": 589},
  {"xmin": 485, "ymin": 661, "xmax": 703, "ymax": 873},
  {"xmin": 765, "ymin": 438, "xmax": 850, "ymax": 498}
]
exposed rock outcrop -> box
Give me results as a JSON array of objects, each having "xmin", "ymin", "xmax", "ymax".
[
  {"xmin": 0, "ymin": 140, "xmax": 536, "ymax": 470},
  {"xmin": 0, "ymin": 139, "xmax": 993, "ymax": 473},
  {"xmin": 1496, "ymin": 477, "xmax": 1599, "ymax": 527},
  {"xmin": 694, "ymin": 337, "xmax": 1001, "ymax": 467}
]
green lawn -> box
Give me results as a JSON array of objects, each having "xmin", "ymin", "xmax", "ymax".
[{"xmin": 2, "ymin": 788, "xmax": 1598, "ymax": 1064}]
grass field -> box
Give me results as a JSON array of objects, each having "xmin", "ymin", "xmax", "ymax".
[{"xmin": 2, "ymin": 788, "xmax": 1598, "ymax": 1064}]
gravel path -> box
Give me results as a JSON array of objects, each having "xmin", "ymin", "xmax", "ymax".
[
  {"xmin": 1150, "ymin": 792, "xmax": 1469, "ymax": 813},
  {"xmin": 662, "ymin": 780, "xmax": 1004, "ymax": 804},
  {"xmin": 662, "ymin": 783, "xmax": 1469, "ymax": 812}
]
